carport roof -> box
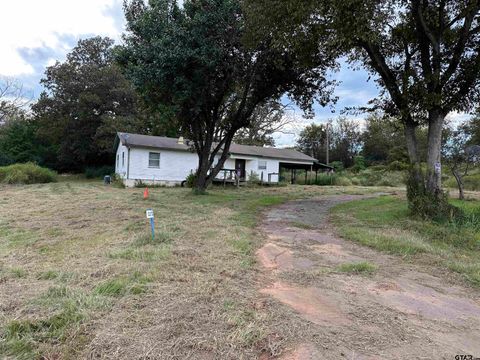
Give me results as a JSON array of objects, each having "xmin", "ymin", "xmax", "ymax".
[{"xmin": 116, "ymin": 132, "xmax": 318, "ymax": 164}]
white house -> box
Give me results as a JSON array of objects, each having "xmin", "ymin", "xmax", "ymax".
[{"xmin": 114, "ymin": 132, "xmax": 325, "ymax": 187}]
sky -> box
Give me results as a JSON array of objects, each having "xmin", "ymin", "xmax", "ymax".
[{"xmin": 3, "ymin": 1, "xmax": 466, "ymax": 147}]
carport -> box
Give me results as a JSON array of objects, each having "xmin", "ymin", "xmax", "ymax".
[{"xmin": 280, "ymin": 161, "xmax": 334, "ymax": 184}]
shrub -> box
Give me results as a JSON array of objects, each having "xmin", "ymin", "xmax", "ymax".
[
  {"xmin": 463, "ymin": 174, "xmax": 480, "ymax": 191},
  {"xmin": 376, "ymin": 171, "xmax": 406, "ymax": 187},
  {"xmin": 330, "ymin": 161, "xmax": 344, "ymax": 172},
  {"xmin": 335, "ymin": 176, "xmax": 353, "ymax": 186},
  {"xmin": 185, "ymin": 172, "xmax": 197, "ymax": 188},
  {"xmin": 387, "ymin": 161, "xmax": 410, "ymax": 171},
  {"xmin": 111, "ymin": 174, "xmax": 126, "ymax": 188},
  {"xmin": 356, "ymin": 169, "xmax": 383, "ymax": 186},
  {"xmin": 313, "ymin": 173, "xmax": 337, "ymax": 186},
  {"xmin": 0, "ymin": 163, "xmax": 57, "ymax": 184},
  {"xmin": 406, "ymin": 171, "xmax": 463, "ymax": 222},
  {"xmin": 84, "ymin": 166, "xmax": 114, "ymax": 179},
  {"xmin": 351, "ymin": 156, "xmax": 367, "ymax": 173},
  {"xmin": 368, "ymin": 164, "xmax": 387, "ymax": 171},
  {"xmin": 247, "ymin": 171, "xmax": 260, "ymax": 184}
]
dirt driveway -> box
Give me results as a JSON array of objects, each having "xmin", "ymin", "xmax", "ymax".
[{"xmin": 257, "ymin": 195, "xmax": 480, "ymax": 360}]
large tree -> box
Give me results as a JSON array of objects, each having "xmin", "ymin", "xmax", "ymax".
[
  {"xmin": 363, "ymin": 113, "xmax": 409, "ymax": 164},
  {"xmin": 32, "ymin": 37, "xmax": 153, "ymax": 172},
  {"xmin": 118, "ymin": 0, "xmax": 336, "ymax": 192},
  {"xmin": 246, "ymin": 0, "xmax": 480, "ymax": 214},
  {"xmin": 0, "ymin": 113, "xmax": 50, "ymax": 166},
  {"xmin": 443, "ymin": 118, "xmax": 480, "ymax": 200},
  {"xmin": 296, "ymin": 123, "xmax": 329, "ymax": 163},
  {"xmin": 234, "ymin": 100, "xmax": 292, "ymax": 147},
  {"xmin": 296, "ymin": 117, "xmax": 362, "ymax": 167},
  {"xmin": 329, "ymin": 117, "xmax": 362, "ymax": 168}
]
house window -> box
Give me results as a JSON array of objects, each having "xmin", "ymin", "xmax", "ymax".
[
  {"xmin": 116, "ymin": 154, "xmax": 119, "ymax": 168},
  {"xmin": 258, "ymin": 160, "xmax": 267, "ymax": 170},
  {"xmin": 149, "ymin": 152, "xmax": 160, "ymax": 168},
  {"xmin": 122, "ymin": 152, "xmax": 125, "ymax": 167}
]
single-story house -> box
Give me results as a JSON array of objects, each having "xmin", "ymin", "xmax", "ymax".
[{"xmin": 114, "ymin": 132, "xmax": 331, "ymax": 187}]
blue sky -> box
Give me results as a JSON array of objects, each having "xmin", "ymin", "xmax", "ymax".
[{"xmin": 0, "ymin": 0, "xmax": 383, "ymax": 146}]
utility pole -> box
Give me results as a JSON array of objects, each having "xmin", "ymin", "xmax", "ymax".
[{"xmin": 325, "ymin": 123, "xmax": 330, "ymax": 165}]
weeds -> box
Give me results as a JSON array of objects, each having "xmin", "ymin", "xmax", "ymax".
[
  {"xmin": 0, "ymin": 163, "xmax": 57, "ymax": 184},
  {"xmin": 93, "ymin": 273, "xmax": 153, "ymax": 297},
  {"xmin": 1, "ymin": 286, "xmax": 111, "ymax": 359},
  {"xmin": 332, "ymin": 196, "xmax": 480, "ymax": 286},
  {"xmin": 337, "ymin": 261, "xmax": 377, "ymax": 274}
]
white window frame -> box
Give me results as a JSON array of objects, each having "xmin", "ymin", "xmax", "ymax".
[
  {"xmin": 148, "ymin": 152, "xmax": 161, "ymax": 168},
  {"xmin": 258, "ymin": 160, "xmax": 267, "ymax": 170}
]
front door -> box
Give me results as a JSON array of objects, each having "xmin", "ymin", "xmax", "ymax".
[{"xmin": 235, "ymin": 159, "xmax": 246, "ymax": 180}]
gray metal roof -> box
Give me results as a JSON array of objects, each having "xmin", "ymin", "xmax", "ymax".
[{"xmin": 117, "ymin": 132, "xmax": 317, "ymax": 163}]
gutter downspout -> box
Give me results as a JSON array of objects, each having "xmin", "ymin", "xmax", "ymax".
[{"xmin": 127, "ymin": 147, "xmax": 131, "ymax": 180}]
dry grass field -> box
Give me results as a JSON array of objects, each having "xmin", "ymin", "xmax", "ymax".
[
  {"xmin": 0, "ymin": 180, "xmax": 390, "ymax": 359},
  {"xmin": 0, "ymin": 180, "xmax": 478, "ymax": 359}
]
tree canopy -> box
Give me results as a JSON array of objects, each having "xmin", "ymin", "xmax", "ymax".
[
  {"xmin": 118, "ymin": 0, "xmax": 337, "ymax": 192},
  {"xmin": 246, "ymin": 0, "xmax": 480, "ymax": 216},
  {"xmin": 32, "ymin": 37, "xmax": 155, "ymax": 171}
]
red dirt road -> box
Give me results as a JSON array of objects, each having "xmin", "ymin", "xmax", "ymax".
[{"xmin": 257, "ymin": 195, "xmax": 480, "ymax": 360}]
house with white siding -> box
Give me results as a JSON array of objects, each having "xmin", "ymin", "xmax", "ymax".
[{"xmin": 114, "ymin": 132, "xmax": 328, "ymax": 187}]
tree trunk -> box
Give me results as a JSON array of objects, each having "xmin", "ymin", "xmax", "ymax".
[
  {"xmin": 193, "ymin": 134, "xmax": 234, "ymax": 193},
  {"xmin": 404, "ymin": 121, "xmax": 423, "ymax": 186},
  {"xmin": 194, "ymin": 153, "xmax": 211, "ymax": 194},
  {"xmin": 426, "ymin": 111, "xmax": 445, "ymax": 196},
  {"xmin": 452, "ymin": 167, "xmax": 465, "ymax": 200}
]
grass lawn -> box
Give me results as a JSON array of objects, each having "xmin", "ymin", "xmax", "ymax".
[
  {"xmin": 0, "ymin": 180, "xmax": 393, "ymax": 359},
  {"xmin": 331, "ymin": 195, "xmax": 480, "ymax": 287}
]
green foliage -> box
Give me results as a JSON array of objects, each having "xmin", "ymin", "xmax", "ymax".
[
  {"xmin": 185, "ymin": 172, "xmax": 197, "ymax": 188},
  {"xmin": 233, "ymin": 100, "xmax": 286, "ymax": 146},
  {"xmin": 247, "ymin": 171, "xmax": 260, "ymax": 185},
  {"xmin": 119, "ymin": 0, "xmax": 336, "ymax": 192},
  {"xmin": 362, "ymin": 113, "xmax": 410, "ymax": 164},
  {"xmin": 296, "ymin": 118, "xmax": 362, "ymax": 167},
  {"xmin": 335, "ymin": 176, "xmax": 353, "ymax": 186},
  {"xmin": 1, "ymin": 286, "xmax": 111, "ymax": 358},
  {"xmin": 406, "ymin": 171, "xmax": 463, "ymax": 222},
  {"xmin": 387, "ymin": 160, "xmax": 410, "ymax": 171},
  {"xmin": 351, "ymin": 155, "xmax": 366, "ymax": 172},
  {"xmin": 111, "ymin": 174, "xmax": 126, "ymax": 188},
  {"xmin": 312, "ymin": 173, "xmax": 337, "ymax": 186},
  {"xmin": 0, "ymin": 115, "xmax": 53, "ymax": 167},
  {"xmin": 32, "ymin": 36, "xmax": 156, "ymax": 172},
  {"xmin": 349, "ymin": 169, "xmax": 405, "ymax": 187},
  {"xmin": 330, "ymin": 161, "xmax": 344, "ymax": 172},
  {"xmin": 93, "ymin": 273, "xmax": 152, "ymax": 297},
  {"xmin": 296, "ymin": 123, "xmax": 328, "ymax": 162},
  {"xmin": 368, "ymin": 164, "xmax": 387, "ymax": 171},
  {"xmin": 332, "ymin": 196, "xmax": 480, "ymax": 286},
  {"xmin": 456, "ymin": 174, "xmax": 480, "ymax": 191},
  {"xmin": 0, "ymin": 163, "xmax": 57, "ymax": 184},
  {"xmin": 84, "ymin": 166, "xmax": 114, "ymax": 179}
]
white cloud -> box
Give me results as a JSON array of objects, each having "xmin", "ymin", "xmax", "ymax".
[
  {"xmin": 446, "ymin": 111, "xmax": 470, "ymax": 127},
  {"xmin": 0, "ymin": 0, "xmax": 123, "ymax": 76},
  {"xmin": 335, "ymin": 88, "xmax": 375, "ymax": 105}
]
